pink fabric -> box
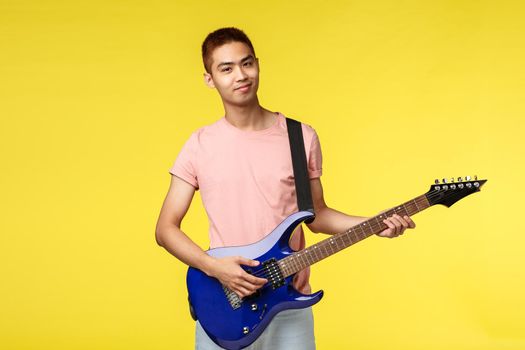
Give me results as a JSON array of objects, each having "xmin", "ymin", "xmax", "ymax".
[{"xmin": 169, "ymin": 112, "xmax": 322, "ymax": 294}]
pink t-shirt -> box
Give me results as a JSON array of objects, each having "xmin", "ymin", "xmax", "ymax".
[{"xmin": 169, "ymin": 112, "xmax": 322, "ymax": 294}]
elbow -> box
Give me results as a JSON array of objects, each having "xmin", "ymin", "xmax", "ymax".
[
  {"xmin": 305, "ymin": 216, "xmax": 321, "ymax": 233},
  {"xmin": 306, "ymin": 203, "xmax": 328, "ymax": 233},
  {"xmin": 155, "ymin": 229, "xmax": 164, "ymax": 247},
  {"xmin": 155, "ymin": 222, "xmax": 169, "ymax": 247},
  {"xmin": 155, "ymin": 220, "xmax": 181, "ymax": 247},
  {"xmin": 306, "ymin": 222, "xmax": 320, "ymax": 233}
]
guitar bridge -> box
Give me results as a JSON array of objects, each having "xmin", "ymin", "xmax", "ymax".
[{"xmin": 222, "ymin": 285, "xmax": 242, "ymax": 310}]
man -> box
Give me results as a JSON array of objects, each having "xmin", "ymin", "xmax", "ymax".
[{"xmin": 155, "ymin": 27, "xmax": 416, "ymax": 349}]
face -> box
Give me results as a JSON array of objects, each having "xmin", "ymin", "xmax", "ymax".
[{"xmin": 203, "ymin": 41, "xmax": 259, "ymax": 107}]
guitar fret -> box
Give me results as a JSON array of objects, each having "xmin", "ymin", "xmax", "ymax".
[
  {"xmin": 301, "ymin": 250, "xmax": 308, "ymax": 268},
  {"xmin": 330, "ymin": 237, "xmax": 337, "ymax": 254},
  {"xmin": 351, "ymin": 227, "xmax": 358, "ymax": 241},
  {"xmin": 300, "ymin": 251, "xmax": 306, "ymax": 268},
  {"xmin": 311, "ymin": 245, "xmax": 318, "ymax": 263},
  {"xmin": 333, "ymin": 237, "xmax": 340, "ymax": 252},
  {"xmin": 305, "ymin": 248, "xmax": 312, "ymax": 266},
  {"xmin": 347, "ymin": 229, "xmax": 355, "ymax": 243},
  {"xmin": 292, "ymin": 255, "xmax": 299, "ymax": 272},
  {"xmin": 358, "ymin": 223, "xmax": 367, "ymax": 239},
  {"xmin": 374, "ymin": 215, "xmax": 382, "ymax": 231},
  {"xmin": 354, "ymin": 226, "xmax": 361, "ymax": 240},
  {"xmin": 335, "ymin": 235, "xmax": 343, "ymax": 253},
  {"xmin": 321, "ymin": 241, "xmax": 330, "ymax": 257},
  {"xmin": 344, "ymin": 232, "xmax": 352, "ymax": 246}
]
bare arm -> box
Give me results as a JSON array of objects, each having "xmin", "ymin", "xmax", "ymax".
[
  {"xmin": 155, "ymin": 175, "xmax": 213, "ymax": 270},
  {"xmin": 305, "ymin": 178, "xmax": 415, "ymax": 237},
  {"xmin": 155, "ymin": 175, "xmax": 266, "ymax": 297}
]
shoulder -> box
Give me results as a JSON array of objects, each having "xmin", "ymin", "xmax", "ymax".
[
  {"xmin": 279, "ymin": 112, "xmax": 320, "ymax": 144},
  {"xmin": 183, "ymin": 117, "xmax": 225, "ymax": 147},
  {"xmin": 279, "ymin": 112, "xmax": 317, "ymax": 133},
  {"xmin": 300, "ymin": 121, "xmax": 319, "ymax": 140}
]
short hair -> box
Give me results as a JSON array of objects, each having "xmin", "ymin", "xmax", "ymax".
[{"xmin": 201, "ymin": 27, "xmax": 256, "ymax": 74}]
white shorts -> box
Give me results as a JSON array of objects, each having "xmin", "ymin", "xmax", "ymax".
[{"xmin": 195, "ymin": 307, "xmax": 316, "ymax": 350}]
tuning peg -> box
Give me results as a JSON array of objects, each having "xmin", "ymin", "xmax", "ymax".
[
  {"xmin": 450, "ymin": 178, "xmax": 455, "ymax": 183},
  {"xmin": 442, "ymin": 178, "xmax": 448, "ymax": 184},
  {"xmin": 435, "ymin": 179, "xmax": 440, "ymax": 184},
  {"xmin": 474, "ymin": 175, "xmax": 478, "ymax": 180},
  {"xmin": 466, "ymin": 176, "xmax": 471, "ymax": 181},
  {"xmin": 458, "ymin": 177, "xmax": 463, "ymax": 182}
]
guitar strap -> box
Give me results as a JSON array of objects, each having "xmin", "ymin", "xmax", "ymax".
[{"xmin": 286, "ymin": 117, "xmax": 315, "ymax": 224}]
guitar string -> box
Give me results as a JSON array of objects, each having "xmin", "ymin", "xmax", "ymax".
[
  {"xmin": 248, "ymin": 194, "xmax": 440, "ymax": 280},
  {"xmin": 247, "ymin": 191, "xmax": 434, "ymax": 279},
  {"xmin": 246, "ymin": 186, "xmax": 466, "ymax": 280},
  {"xmin": 243, "ymin": 183, "xmax": 482, "ymax": 281}
]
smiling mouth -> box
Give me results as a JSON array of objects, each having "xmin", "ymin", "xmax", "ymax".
[{"xmin": 235, "ymin": 84, "xmax": 251, "ymax": 91}]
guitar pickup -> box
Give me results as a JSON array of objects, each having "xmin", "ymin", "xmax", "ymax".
[{"xmin": 262, "ymin": 258, "xmax": 285, "ymax": 289}]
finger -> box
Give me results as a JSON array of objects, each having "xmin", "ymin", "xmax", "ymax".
[
  {"xmin": 238, "ymin": 280, "xmax": 260, "ymax": 292},
  {"xmin": 246, "ymin": 273, "xmax": 268, "ymax": 285},
  {"xmin": 392, "ymin": 214, "xmax": 409, "ymax": 235},
  {"xmin": 393, "ymin": 214, "xmax": 409, "ymax": 229},
  {"xmin": 388, "ymin": 216, "xmax": 403, "ymax": 234},
  {"xmin": 377, "ymin": 230, "xmax": 392, "ymax": 238},
  {"xmin": 237, "ymin": 256, "xmax": 260, "ymax": 267},
  {"xmin": 241, "ymin": 274, "xmax": 266, "ymax": 289},
  {"xmin": 234, "ymin": 285, "xmax": 251, "ymax": 298},
  {"xmin": 384, "ymin": 218, "xmax": 399, "ymax": 235},
  {"xmin": 383, "ymin": 219, "xmax": 395, "ymax": 230},
  {"xmin": 380, "ymin": 219, "xmax": 395, "ymax": 237},
  {"xmin": 404, "ymin": 215, "xmax": 416, "ymax": 228}
]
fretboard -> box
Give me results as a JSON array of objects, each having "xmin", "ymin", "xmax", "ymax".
[{"xmin": 277, "ymin": 194, "xmax": 431, "ymax": 277}]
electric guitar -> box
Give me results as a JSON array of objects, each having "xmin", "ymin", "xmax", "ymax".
[{"xmin": 186, "ymin": 177, "xmax": 486, "ymax": 349}]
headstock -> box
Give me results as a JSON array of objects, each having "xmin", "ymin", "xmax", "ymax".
[{"xmin": 426, "ymin": 176, "xmax": 487, "ymax": 207}]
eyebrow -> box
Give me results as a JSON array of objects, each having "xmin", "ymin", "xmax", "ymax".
[{"xmin": 216, "ymin": 55, "xmax": 254, "ymax": 69}]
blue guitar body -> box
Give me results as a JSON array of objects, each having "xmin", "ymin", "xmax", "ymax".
[{"xmin": 186, "ymin": 211, "xmax": 323, "ymax": 350}]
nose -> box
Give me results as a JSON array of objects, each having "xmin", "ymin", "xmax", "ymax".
[{"xmin": 234, "ymin": 65, "xmax": 248, "ymax": 81}]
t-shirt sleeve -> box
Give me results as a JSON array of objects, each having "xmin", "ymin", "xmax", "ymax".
[
  {"xmin": 308, "ymin": 130, "xmax": 323, "ymax": 179},
  {"xmin": 169, "ymin": 132, "xmax": 199, "ymax": 190}
]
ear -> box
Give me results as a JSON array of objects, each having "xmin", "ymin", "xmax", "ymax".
[
  {"xmin": 203, "ymin": 72, "xmax": 215, "ymax": 89},
  {"xmin": 256, "ymin": 57, "xmax": 260, "ymax": 72}
]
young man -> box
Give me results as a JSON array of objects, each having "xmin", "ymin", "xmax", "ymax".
[{"xmin": 155, "ymin": 27, "xmax": 416, "ymax": 349}]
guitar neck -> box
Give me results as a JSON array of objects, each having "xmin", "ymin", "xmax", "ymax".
[{"xmin": 277, "ymin": 194, "xmax": 431, "ymax": 278}]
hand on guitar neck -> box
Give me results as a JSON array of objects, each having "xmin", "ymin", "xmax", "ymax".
[{"xmin": 376, "ymin": 213, "xmax": 416, "ymax": 238}]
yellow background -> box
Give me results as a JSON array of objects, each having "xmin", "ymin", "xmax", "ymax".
[{"xmin": 1, "ymin": 0, "xmax": 524, "ymax": 349}]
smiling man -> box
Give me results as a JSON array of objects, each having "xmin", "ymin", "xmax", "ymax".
[{"xmin": 155, "ymin": 27, "xmax": 416, "ymax": 350}]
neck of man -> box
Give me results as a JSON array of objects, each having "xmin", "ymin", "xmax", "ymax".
[{"xmin": 223, "ymin": 97, "xmax": 276, "ymax": 132}]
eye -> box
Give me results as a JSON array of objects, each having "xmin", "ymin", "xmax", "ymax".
[
  {"xmin": 221, "ymin": 67, "xmax": 232, "ymax": 72},
  {"xmin": 244, "ymin": 61, "xmax": 253, "ymax": 66}
]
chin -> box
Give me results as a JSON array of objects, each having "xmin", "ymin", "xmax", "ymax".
[{"xmin": 229, "ymin": 97, "xmax": 256, "ymax": 107}]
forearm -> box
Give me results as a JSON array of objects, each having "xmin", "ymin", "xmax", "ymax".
[
  {"xmin": 156, "ymin": 224, "xmax": 267, "ymax": 298},
  {"xmin": 156, "ymin": 224, "xmax": 215, "ymax": 275},
  {"xmin": 307, "ymin": 205, "xmax": 368, "ymax": 235}
]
